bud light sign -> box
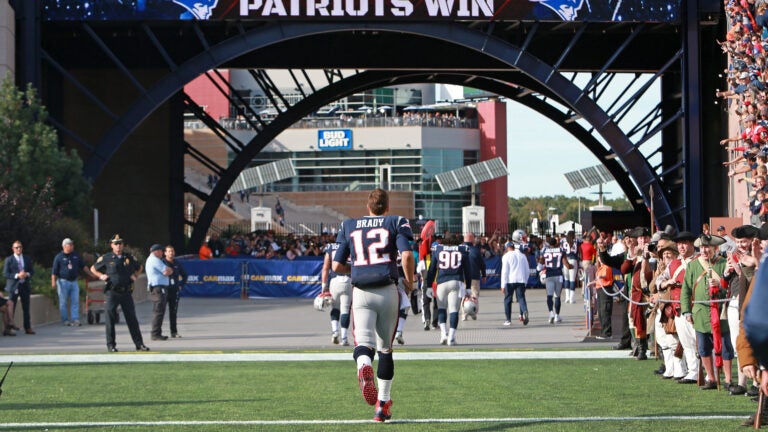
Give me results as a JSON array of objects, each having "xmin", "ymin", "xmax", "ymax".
[{"xmin": 318, "ymin": 129, "xmax": 352, "ymax": 151}]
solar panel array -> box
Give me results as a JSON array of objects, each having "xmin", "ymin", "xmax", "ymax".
[
  {"xmin": 231, "ymin": 159, "xmax": 296, "ymax": 192},
  {"xmin": 563, "ymin": 164, "xmax": 616, "ymax": 191},
  {"xmin": 435, "ymin": 157, "xmax": 509, "ymax": 192}
]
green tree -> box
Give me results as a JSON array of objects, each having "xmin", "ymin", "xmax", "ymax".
[{"xmin": 0, "ymin": 74, "xmax": 91, "ymax": 220}]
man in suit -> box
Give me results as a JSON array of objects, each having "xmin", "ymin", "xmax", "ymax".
[{"xmin": 4, "ymin": 241, "xmax": 34, "ymax": 334}]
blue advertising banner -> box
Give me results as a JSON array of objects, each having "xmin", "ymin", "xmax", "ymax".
[
  {"xmin": 179, "ymin": 255, "xmax": 542, "ymax": 298},
  {"xmin": 480, "ymin": 256, "xmax": 500, "ymax": 289},
  {"xmin": 181, "ymin": 259, "xmax": 242, "ymax": 298},
  {"xmin": 246, "ymin": 260, "xmax": 323, "ymax": 298},
  {"xmin": 317, "ymin": 130, "xmax": 353, "ymax": 151}
]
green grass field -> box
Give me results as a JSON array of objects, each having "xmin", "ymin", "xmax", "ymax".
[{"xmin": 0, "ymin": 358, "xmax": 758, "ymax": 431}]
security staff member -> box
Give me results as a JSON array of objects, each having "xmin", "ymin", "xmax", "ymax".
[
  {"xmin": 163, "ymin": 245, "xmax": 187, "ymax": 338},
  {"xmin": 90, "ymin": 234, "xmax": 149, "ymax": 353},
  {"xmin": 146, "ymin": 243, "xmax": 172, "ymax": 341}
]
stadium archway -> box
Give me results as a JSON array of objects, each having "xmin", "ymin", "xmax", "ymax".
[{"xmin": 26, "ymin": 13, "xmax": 717, "ymax": 250}]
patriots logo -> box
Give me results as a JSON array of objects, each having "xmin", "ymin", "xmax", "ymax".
[
  {"xmin": 173, "ymin": 0, "xmax": 219, "ymax": 20},
  {"xmin": 533, "ymin": 0, "xmax": 584, "ymax": 20}
]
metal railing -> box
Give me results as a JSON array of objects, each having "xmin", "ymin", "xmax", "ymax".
[{"xmin": 186, "ymin": 115, "xmax": 478, "ymax": 131}]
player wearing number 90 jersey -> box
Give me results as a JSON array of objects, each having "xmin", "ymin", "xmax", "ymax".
[
  {"xmin": 332, "ymin": 188, "xmax": 414, "ymax": 423},
  {"xmin": 425, "ymin": 240, "xmax": 471, "ymax": 345}
]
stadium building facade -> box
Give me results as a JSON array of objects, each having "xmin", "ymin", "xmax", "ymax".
[{"xmin": 185, "ymin": 70, "xmax": 508, "ymax": 231}]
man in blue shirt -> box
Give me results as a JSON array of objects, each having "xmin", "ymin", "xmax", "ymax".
[
  {"xmin": 461, "ymin": 232, "xmax": 486, "ymax": 321},
  {"xmin": 145, "ymin": 243, "xmax": 173, "ymax": 341},
  {"xmin": 51, "ymin": 238, "xmax": 93, "ymax": 326}
]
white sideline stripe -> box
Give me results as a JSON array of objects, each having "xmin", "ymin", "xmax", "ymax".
[
  {"xmin": 0, "ymin": 416, "xmax": 748, "ymax": 428},
  {"xmin": 0, "ymin": 350, "xmax": 629, "ymax": 363}
]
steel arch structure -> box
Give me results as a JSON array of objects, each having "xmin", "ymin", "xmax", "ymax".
[
  {"xmin": 24, "ymin": 13, "xmax": 714, "ymax": 250},
  {"xmin": 68, "ymin": 24, "xmax": 675, "ymax": 239},
  {"xmin": 183, "ymin": 69, "xmax": 648, "ymax": 249}
]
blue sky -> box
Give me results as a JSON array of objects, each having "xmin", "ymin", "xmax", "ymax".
[{"xmin": 504, "ymin": 100, "xmax": 631, "ymax": 202}]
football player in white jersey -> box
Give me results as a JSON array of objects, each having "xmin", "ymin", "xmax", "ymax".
[{"xmin": 321, "ymin": 232, "xmax": 352, "ymax": 346}]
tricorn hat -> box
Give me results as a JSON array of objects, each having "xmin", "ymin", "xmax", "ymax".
[{"xmin": 694, "ymin": 234, "xmax": 726, "ymax": 247}]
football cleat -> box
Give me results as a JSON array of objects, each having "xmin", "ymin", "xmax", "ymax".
[
  {"xmin": 341, "ymin": 338, "xmax": 350, "ymax": 346},
  {"xmin": 440, "ymin": 334, "xmax": 448, "ymax": 345},
  {"xmin": 373, "ymin": 400, "xmax": 392, "ymax": 422},
  {"xmin": 331, "ymin": 331, "xmax": 340, "ymax": 345},
  {"xmin": 358, "ymin": 365, "xmax": 378, "ymax": 405},
  {"xmin": 447, "ymin": 338, "xmax": 456, "ymax": 346},
  {"xmin": 523, "ymin": 311, "xmax": 529, "ymax": 326},
  {"xmin": 395, "ymin": 331, "xmax": 404, "ymax": 345}
]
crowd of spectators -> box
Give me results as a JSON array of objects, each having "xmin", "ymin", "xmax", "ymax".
[{"xmin": 717, "ymin": 0, "xmax": 768, "ymax": 225}]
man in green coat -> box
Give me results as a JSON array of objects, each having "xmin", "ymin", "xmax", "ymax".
[{"xmin": 680, "ymin": 234, "xmax": 735, "ymax": 390}]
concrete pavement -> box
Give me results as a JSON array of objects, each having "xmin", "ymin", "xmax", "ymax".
[{"xmin": 0, "ymin": 288, "xmax": 619, "ymax": 355}]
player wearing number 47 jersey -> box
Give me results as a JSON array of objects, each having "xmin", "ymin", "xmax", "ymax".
[
  {"xmin": 425, "ymin": 236, "xmax": 471, "ymax": 346},
  {"xmin": 333, "ymin": 189, "xmax": 415, "ymax": 423}
]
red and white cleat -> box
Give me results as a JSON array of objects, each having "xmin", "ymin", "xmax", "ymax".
[
  {"xmin": 373, "ymin": 400, "xmax": 392, "ymax": 422},
  {"xmin": 358, "ymin": 365, "xmax": 378, "ymax": 406}
]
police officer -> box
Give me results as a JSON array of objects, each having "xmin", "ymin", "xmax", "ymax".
[
  {"xmin": 90, "ymin": 234, "xmax": 149, "ymax": 353},
  {"xmin": 146, "ymin": 243, "xmax": 173, "ymax": 341}
]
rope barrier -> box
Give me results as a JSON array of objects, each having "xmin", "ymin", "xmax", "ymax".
[{"xmin": 597, "ymin": 285, "xmax": 732, "ymax": 307}]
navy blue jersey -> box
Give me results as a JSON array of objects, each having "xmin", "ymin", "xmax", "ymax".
[
  {"xmin": 560, "ymin": 239, "xmax": 580, "ymax": 260},
  {"xmin": 541, "ymin": 246, "xmax": 566, "ymax": 277},
  {"xmin": 462, "ymin": 242, "xmax": 486, "ymax": 279},
  {"xmin": 425, "ymin": 244, "xmax": 471, "ymax": 287},
  {"xmin": 324, "ymin": 242, "xmax": 341, "ymax": 280},
  {"xmin": 334, "ymin": 215, "xmax": 413, "ymax": 288}
]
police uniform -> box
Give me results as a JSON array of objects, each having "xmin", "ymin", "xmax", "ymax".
[
  {"xmin": 146, "ymin": 244, "xmax": 170, "ymax": 340},
  {"xmin": 91, "ymin": 234, "xmax": 147, "ymax": 352}
]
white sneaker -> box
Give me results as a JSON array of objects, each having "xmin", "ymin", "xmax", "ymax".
[
  {"xmin": 331, "ymin": 332, "xmax": 340, "ymax": 345},
  {"xmin": 555, "ymin": 315, "xmax": 563, "ymax": 323},
  {"xmin": 62, "ymin": 321, "xmax": 70, "ymax": 327},
  {"xmin": 341, "ymin": 338, "xmax": 350, "ymax": 346},
  {"xmin": 447, "ymin": 338, "xmax": 456, "ymax": 346},
  {"xmin": 440, "ymin": 334, "xmax": 448, "ymax": 345},
  {"xmin": 503, "ymin": 321, "xmax": 512, "ymax": 326},
  {"xmin": 395, "ymin": 332, "xmax": 405, "ymax": 345},
  {"xmin": 548, "ymin": 312, "xmax": 555, "ymax": 324}
]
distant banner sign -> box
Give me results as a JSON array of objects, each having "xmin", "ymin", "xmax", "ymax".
[
  {"xmin": 317, "ymin": 129, "xmax": 353, "ymax": 151},
  {"xmin": 180, "ymin": 255, "xmax": 542, "ymax": 298},
  {"xmin": 42, "ymin": 0, "xmax": 679, "ymax": 22},
  {"xmin": 181, "ymin": 259, "xmax": 242, "ymax": 298},
  {"xmin": 246, "ymin": 260, "xmax": 323, "ymax": 298}
]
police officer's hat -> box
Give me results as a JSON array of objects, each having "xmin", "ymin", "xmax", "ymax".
[
  {"xmin": 693, "ymin": 234, "xmax": 726, "ymax": 248},
  {"xmin": 110, "ymin": 234, "xmax": 124, "ymax": 244},
  {"xmin": 150, "ymin": 244, "xmax": 163, "ymax": 252}
]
